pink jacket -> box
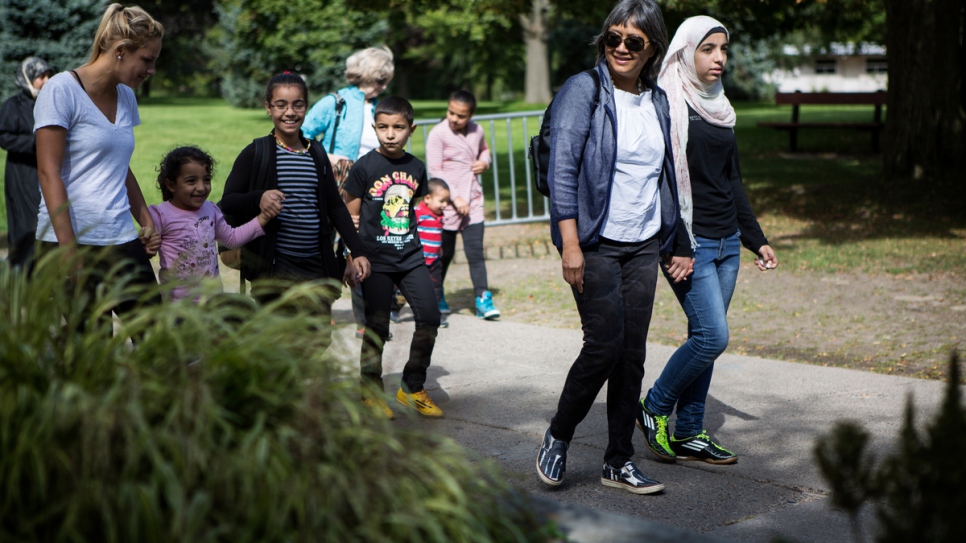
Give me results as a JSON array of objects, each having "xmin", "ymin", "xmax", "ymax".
[{"xmin": 425, "ymin": 120, "xmax": 490, "ymax": 231}]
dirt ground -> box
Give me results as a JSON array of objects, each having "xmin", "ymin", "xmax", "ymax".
[{"xmin": 437, "ymin": 223, "xmax": 965, "ymax": 381}]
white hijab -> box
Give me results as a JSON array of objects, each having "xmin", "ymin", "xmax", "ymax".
[{"xmin": 658, "ymin": 16, "xmax": 736, "ymax": 249}]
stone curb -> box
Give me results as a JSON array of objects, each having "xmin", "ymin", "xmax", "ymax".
[{"xmin": 455, "ymin": 241, "xmax": 558, "ymax": 264}]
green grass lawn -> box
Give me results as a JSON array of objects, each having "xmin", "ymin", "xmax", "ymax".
[{"xmin": 2, "ymin": 96, "xmax": 963, "ymax": 275}]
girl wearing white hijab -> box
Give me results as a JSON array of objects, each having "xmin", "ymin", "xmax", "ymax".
[{"xmin": 635, "ymin": 16, "xmax": 778, "ymax": 465}]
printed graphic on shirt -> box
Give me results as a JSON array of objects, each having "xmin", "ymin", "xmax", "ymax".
[
  {"xmin": 369, "ymin": 170, "xmax": 419, "ymax": 246},
  {"xmin": 173, "ymin": 214, "xmax": 217, "ymax": 281}
]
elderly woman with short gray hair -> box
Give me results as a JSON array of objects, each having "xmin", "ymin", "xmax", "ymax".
[{"xmin": 302, "ymin": 46, "xmax": 394, "ymax": 177}]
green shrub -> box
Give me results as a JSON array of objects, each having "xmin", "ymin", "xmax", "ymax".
[
  {"xmin": 0, "ymin": 249, "xmax": 550, "ymax": 542},
  {"xmin": 815, "ymin": 351, "xmax": 966, "ymax": 543}
]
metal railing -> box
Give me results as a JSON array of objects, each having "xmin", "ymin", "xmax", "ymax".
[{"xmin": 407, "ymin": 110, "xmax": 549, "ymax": 227}]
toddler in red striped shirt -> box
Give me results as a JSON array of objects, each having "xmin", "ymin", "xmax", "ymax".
[{"xmin": 414, "ymin": 178, "xmax": 452, "ymax": 327}]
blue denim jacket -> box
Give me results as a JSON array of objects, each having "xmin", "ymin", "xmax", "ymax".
[
  {"xmin": 301, "ymin": 85, "xmax": 372, "ymax": 160},
  {"xmin": 548, "ymin": 62, "xmax": 681, "ymax": 254}
]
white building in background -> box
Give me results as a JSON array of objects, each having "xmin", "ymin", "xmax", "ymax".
[{"xmin": 764, "ymin": 43, "xmax": 888, "ymax": 93}]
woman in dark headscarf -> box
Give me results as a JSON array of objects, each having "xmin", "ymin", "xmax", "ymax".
[{"xmin": 0, "ymin": 57, "xmax": 51, "ymax": 267}]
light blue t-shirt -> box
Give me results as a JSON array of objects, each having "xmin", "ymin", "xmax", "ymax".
[
  {"xmin": 600, "ymin": 88, "xmax": 664, "ymax": 243},
  {"xmin": 33, "ymin": 71, "xmax": 140, "ymax": 245}
]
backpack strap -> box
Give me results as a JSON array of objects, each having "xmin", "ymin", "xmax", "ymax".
[
  {"xmin": 254, "ymin": 136, "xmax": 271, "ymax": 191},
  {"xmin": 328, "ymin": 92, "xmax": 346, "ymax": 154},
  {"xmin": 585, "ymin": 68, "xmax": 601, "ymax": 107}
]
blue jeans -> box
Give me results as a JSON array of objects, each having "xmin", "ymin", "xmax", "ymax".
[{"xmin": 645, "ymin": 232, "xmax": 741, "ymax": 438}]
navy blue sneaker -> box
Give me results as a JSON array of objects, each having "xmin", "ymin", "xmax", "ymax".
[
  {"xmin": 536, "ymin": 427, "xmax": 568, "ymax": 486},
  {"xmin": 601, "ymin": 461, "xmax": 665, "ymax": 494}
]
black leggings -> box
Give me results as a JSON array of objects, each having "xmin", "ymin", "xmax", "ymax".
[
  {"xmin": 440, "ymin": 222, "xmax": 487, "ymax": 298},
  {"xmin": 360, "ymin": 265, "xmax": 440, "ymax": 392}
]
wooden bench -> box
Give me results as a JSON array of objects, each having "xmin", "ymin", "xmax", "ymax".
[{"xmin": 757, "ymin": 91, "xmax": 886, "ymax": 152}]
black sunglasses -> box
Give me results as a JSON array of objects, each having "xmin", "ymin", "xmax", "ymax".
[{"xmin": 604, "ymin": 31, "xmax": 649, "ymax": 52}]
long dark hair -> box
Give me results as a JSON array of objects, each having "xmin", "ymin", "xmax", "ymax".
[
  {"xmin": 156, "ymin": 146, "xmax": 215, "ymax": 202},
  {"xmin": 593, "ymin": 0, "xmax": 669, "ymax": 81}
]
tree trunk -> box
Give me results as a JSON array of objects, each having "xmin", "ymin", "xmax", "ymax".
[
  {"xmin": 520, "ymin": 0, "xmax": 552, "ymax": 104},
  {"xmin": 883, "ymin": 0, "xmax": 965, "ymax": 181}
]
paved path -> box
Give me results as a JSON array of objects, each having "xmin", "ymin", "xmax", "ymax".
[{"xmin": 328, "ymin": 298, "xmax": 954, "ymax": 543}]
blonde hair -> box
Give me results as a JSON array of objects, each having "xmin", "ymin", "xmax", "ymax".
[
  {"xmin": 344, "ymin": 46, "xmax": 394, "ymax": 86},
  {"xmin": 86, "ymin": 3, "xmax": 164, "ymax": 65}
]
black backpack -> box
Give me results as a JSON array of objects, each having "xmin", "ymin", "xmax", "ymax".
[{"xmin": 527, "ymin": 69, "xmax": 601, "ymax": 197}]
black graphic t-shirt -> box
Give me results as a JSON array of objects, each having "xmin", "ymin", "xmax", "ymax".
[{"xmin": 343, "ymin": 150, "xmax": 428, "ymax": 273}]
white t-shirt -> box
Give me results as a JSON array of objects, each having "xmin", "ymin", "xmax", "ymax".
[
  {"xmin": 356, "ymin": 99, "xmax": 380, "ymax": 158},
  {"xmin": 33, "ymin": 71, "xmax": 141, "ymax": 245},
  {"xmin": 600, "ymin": 88, "xmax": 664, "ymax": 243}
]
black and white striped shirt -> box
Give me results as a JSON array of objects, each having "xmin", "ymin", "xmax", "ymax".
[{"xmin": 275, "ymin": 146, "xmax": 320, "ymax": 257}]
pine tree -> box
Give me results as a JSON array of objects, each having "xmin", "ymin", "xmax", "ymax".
[{"xmin": 0, "ymin": 0, "xmax": 104, "ymax": 100}]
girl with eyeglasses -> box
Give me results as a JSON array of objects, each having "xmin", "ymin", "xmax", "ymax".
[
  {"xmin": 636, "ymin": 16, "xmax": 778, "ymax": 466},
  {"xmin": 536, "ymin": 0, "xmax": 687, "ymax": 495},
  {"xmin": 220, "ymin": 73, "xmax": 370, "ymax": 352}
]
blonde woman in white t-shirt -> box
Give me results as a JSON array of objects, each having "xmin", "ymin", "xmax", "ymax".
[{"xmin": 35, "ymin": 3, "xmax": 164, "ymax": 323}]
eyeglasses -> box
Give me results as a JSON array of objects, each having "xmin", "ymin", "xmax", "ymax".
[
  {"xmin": 269, "ymin": 100, "xmax": 307, "ymax": 112},
  {"xmin": 604, "ymin": 31, "xmax": 649, "ymax": 52},
  {"xmin": 375, "ymin": 78, "xmax": 389, "ymax": 87}
]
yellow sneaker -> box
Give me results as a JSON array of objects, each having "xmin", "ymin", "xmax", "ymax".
[
  {"xmin": 396, "ymin": 388, "xmax": 444, "ymax": 418},
  {"xmin": 363, "ymin": 397, "xmax": 395, "ymax": 420}
]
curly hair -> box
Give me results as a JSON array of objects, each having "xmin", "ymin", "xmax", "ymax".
[{"xmin": 156, "ymin": 146, "xmax": 215, "ymax": 202}]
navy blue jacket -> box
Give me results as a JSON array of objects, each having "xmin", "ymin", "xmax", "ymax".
[{"xmin": 548, "ymin": 62, "xmax": 682, "ymax": 255}]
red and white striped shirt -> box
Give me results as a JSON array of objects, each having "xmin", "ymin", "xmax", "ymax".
[{"xmin": 415, "ymin": 201, "xmax": 443, "ymax": 264}]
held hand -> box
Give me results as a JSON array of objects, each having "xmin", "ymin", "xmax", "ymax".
[
  {"xmin": 470, "ymin": 160, "xmax": 488, "ymax": 175},
  {"xmin": 352, "ymin": 255, "xmax": 371, "ymax": 284},
  {"xmin": 663, "ymin": 256, "xmax": 694, "ymax": 283},
  {"xmin": 343, "ymin": 255, "xmax": 357, "ymax": 287},
  {"xmin": 260, "ymin": 190, "xmax": 285, "ymax": 217},
  {"xmin": 453, "ymin": 196, "xmax": 470, "ymax": 217},
  {"xmin": 139, "ymin": 227, "xmax": 160, "ymax": 256},
  {"xmin": 561, "ymin": 244, "xmax": 585, "ymax": 294},
  {"xmin": 144, "ymin": 232, "xmax": 162, "ymax": 256},
  {"xmin": 755, "ymin": 245, "xmax": 779, "ymax": 272}
]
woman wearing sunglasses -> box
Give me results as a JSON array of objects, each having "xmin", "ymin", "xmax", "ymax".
[
  {"xmin": 635, "ymin": 16, "xmax": 778, "ymax": 466},
  {"xmin": 536, "ymin": 0, "xmax": 687, "ymax": 495}
]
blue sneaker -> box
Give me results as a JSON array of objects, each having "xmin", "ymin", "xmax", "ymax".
[
  {"xmin": 438, "ymin": 288, "xmax": 451, "ymax": 315},
  {"xmin": 475, "ymin": 290, "xmax": 500, "ymax": 320}
]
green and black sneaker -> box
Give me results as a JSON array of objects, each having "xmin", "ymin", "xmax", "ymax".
[
  {"xmin": 670, "ymin": 430, "xmax": 737, "ymax": 465},
  {"xmin": 636, "ymin": 398, "xmax": 675, "ymax": 462}
]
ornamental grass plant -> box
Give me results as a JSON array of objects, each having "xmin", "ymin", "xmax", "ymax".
[{"xmin": 0, "ymin": 248, "xmax": 550, "ymax": 542}]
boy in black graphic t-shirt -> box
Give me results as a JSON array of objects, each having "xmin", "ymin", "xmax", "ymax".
[{"xmin": 344, "ymin": 96, "xmax": 443, "ymax": 419}]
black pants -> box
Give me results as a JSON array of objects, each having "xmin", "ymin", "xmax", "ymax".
[
  {"xmin": 427, "ymin": 258, "xmax": 443, "ymax": 304},
  {"xmin": 549, "ymin": 237, "xmax": 659, "ymax": 467},
  {"xmin": 39, "ymin": 239, "xmax": 161, "ymax": 333},
  {"xmin": 252, "ymin": 251, "xmax": 336, "ymax": 352},
  {"xmin": 360, "ymin": 265, "xmax": 440, "ymax": 392},
  {"xmin": 440, "ymin": 222, "xmax": 487, "ymax": 298}
]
